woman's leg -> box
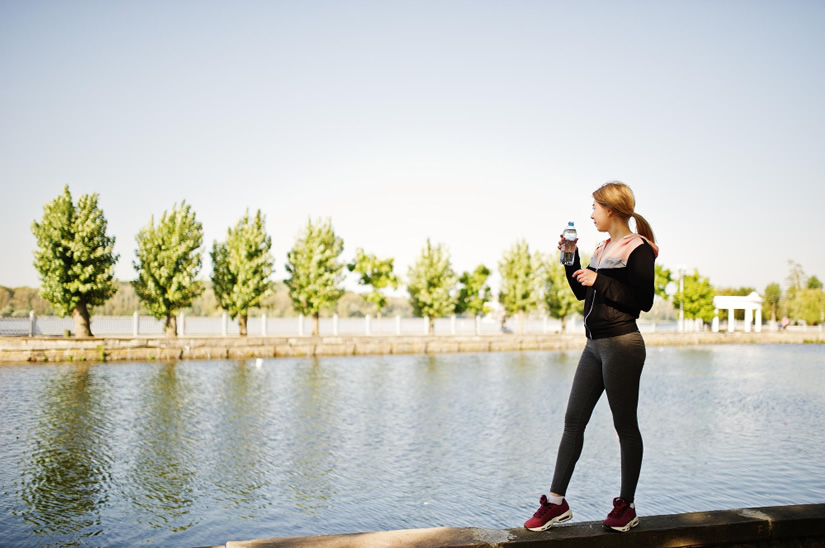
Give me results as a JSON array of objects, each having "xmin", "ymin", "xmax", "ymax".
[
  {"xmin": 600, "ymin": 331, "xmax": 646, "ymax": 502},
  {"xmin": 550, "ymin": 341, "xmax": 606, "ymax": 496}
]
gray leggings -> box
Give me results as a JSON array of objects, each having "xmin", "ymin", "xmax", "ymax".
[{"xmin": 550, "ymin": 331, "xmax": 645, "ymax": 502}]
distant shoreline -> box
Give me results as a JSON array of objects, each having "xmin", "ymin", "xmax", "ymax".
[{"xmin": 1, "ymin": 331, "xmax": 822, "ymax": 364}]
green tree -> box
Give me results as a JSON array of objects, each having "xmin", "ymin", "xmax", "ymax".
[
  {"xmin": 407, "ymin": 239, "xmax": 457, "ymax": 334},
  {"xmin": 347, "ymin": 248, "xmax": 399, "ymax": 323},
  {"xmin": 211, "ymin": 210, "xmax": 275, "ymax": 336},
  {"xmin": 782, "ymin": 263, "xmax": 824, "ymax": 325},
  {"xmin": 654, "ymin": 264, "xmax": 673, "ymax": 300},
  {"xmin": 285, "ymin": 218, "xmax": 345, "ymax": 336},
  {"xmin": 763, "ymin": 282, "xmax": 782, "ymax": 324},
  {"xmin": 133, "ymin": 202, "xmax": 204, "ymax": 337},
  {"xmin": 454, "ymin": 265, "xmax": 492, "ymax": 318},
  {"xmin": 673, "ymin": 269, "xmax": 716, "ymax": 323},
  {"xmin": 788, "ymin": 288, "xmax": 825, "ymax": 325},
  {"xmin": 0, "ymin": 286, "xmax": 12, "ymax": 316},
  {"xmin": 540, "ymin": 252, "xmax": 585, "ymax": 332},
  {"xmin": 31, "ymin": 186, "xmax": 119, "ymax": 337},
  {"xmin": 498, "ymin": 240, "xmax": 541, "ymax": 334}
]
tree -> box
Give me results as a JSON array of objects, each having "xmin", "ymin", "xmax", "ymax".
[
  {"xmin": 654, "ymin": 264, "xmax": 673, "ymax": 300},
  {"xmin": 454, "ymin": 265, "xmax": 492, "ymax": 318},
  {"xmin": 807, "ymin": 275, "xmax": 823, "ymax": 290},
  {"xmin": 285, "ymin": 218, "xmax": 345, "ymax": 336},
  {"xmin": 498, "ymin": 240, "xmax": 540, "ymax": 334},
  {"xmin": 211, "ymin": 210, "xmax": 275, "ymax": 336},
  {"xmin": 673, "ymin": 269, "xmax": 716, "ymax": 323},
  {"xmin": 407, "ymin": 239, "xmax": 457, "ymax": 334},
  {"xmin": 763, "ymin": 282, "xmax": 782, "ymax": 324},
  {"xmin": 133, "ymin": 202, "xmax": 204, "ymax": 337},
  {"xmin": 788, "ymin": 288, "xmax": 825, "ymax": 325},
  {"xmin": 31, "ymin": 186, "xmax": 119, "ymax": 337},
  {"xmin": 347, "ymin": 248, "xmax": 399, "ymax": 323},
  {"xmin": 540, "ymin": 252, "xmax": 585, "ymax": 332}
]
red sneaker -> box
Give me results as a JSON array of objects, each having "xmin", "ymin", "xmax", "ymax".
[
  {"xmin": 524, "ymin": 495, "xmax": 573, "ymax": 531},
  {"xmin": 603, "ymin": 497, "xmax": 640, "ymax": 532}
]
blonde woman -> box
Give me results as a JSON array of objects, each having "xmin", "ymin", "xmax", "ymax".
[{"xmin": 524, "ymin": 181, "xmax": 658, "ymax": 533}]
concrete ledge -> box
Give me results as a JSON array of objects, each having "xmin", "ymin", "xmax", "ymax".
[
  {"xmin": 215, "ymin": 504, "xmax": 825, "ymax": 548},
  {"xmin": 1, "ymin": 331, "xmax": 823, "ymax": 363}
]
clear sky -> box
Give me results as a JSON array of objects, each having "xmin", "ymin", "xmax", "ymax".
[{"xmin": 2, "ymin": 0, "xmax": 824, "ymax": 296}]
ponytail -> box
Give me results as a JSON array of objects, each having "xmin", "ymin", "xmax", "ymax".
[{"xmin": 633, "ymin": 212, "xmax": 655, "ymax": 244}]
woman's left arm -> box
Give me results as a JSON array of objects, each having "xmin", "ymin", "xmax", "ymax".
[{"xmin": 591, "ymin": 243, "xmax": 656, "ymax": 312}]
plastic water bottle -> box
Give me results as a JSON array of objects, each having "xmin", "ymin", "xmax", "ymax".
[{"xmin": 560, "ymin": 222, "xmax": 577, "ymax": 266}]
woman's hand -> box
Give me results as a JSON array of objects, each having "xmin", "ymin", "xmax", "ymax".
[
  {"xmin": 558, "ymin": 234, "xmax": 579, "ymax": 250},
  {"xmin": 573, "ymin": 269, "xmax": 597, "ymax": 287}
]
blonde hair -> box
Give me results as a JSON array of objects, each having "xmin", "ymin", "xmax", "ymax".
[{"xmin": 592, "ymin": 181, "xmax": 655, "ymax": 244}]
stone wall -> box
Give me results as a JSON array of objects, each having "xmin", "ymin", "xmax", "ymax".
[
  {"xmin": 204, "ymin": 503, "xmax": 825, "ymax": 547},
  {"xmin": 1, "ymin": 331, "xmax": 822, "ymax": 363}
]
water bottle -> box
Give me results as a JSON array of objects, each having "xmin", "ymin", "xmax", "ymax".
[{"xmin": 560, "ymin": 222, "xmax": 577, "ymax": 266}]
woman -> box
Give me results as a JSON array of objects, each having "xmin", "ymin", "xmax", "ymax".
[{"xmin": 524, "ymin": 181, "xmax": 658, "ymax": 533}]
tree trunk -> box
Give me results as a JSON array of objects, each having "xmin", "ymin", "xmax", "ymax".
[
  {"xmin": 428, "ymin": 316, "xmax": 435, "ymax": 335},
  {"xmin": 165, "ymin": 313, "xmax": 177, "ymax": 337},
  {"xmin": 519, "ymin": 311, "xmax": 525, "ymax": 335},
  {"xmin": 561, "ymin": 315, "xmax": 567, "ymax": 333},
  {"xmin": 72, "ymin": 302, "xmax": 93, "ymax": 337},
  {"xmin": 313, "ymin": 313, "xmax": 320, "ymax": 337},
  {"xmin": 239, "ymin": 314, "xmax": 248, "ymax": 337}
]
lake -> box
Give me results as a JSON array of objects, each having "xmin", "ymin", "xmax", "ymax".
[{"xmin": 1, "ymin": 344, "xmax": 823, "ymax": 547}]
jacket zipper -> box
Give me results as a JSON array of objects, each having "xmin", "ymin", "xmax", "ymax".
[{"xmin": 584, "ymin": 289, "xmax": 596, "ymax": 339}]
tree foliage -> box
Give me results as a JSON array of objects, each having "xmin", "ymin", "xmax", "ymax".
[
  {"xmin": 673, "ymin": 269, "xmax": 716, "ymax": 323},
  {"xmin": 31, "ymin": 186, "xmax": 119, "ymax": 336},
  {"xmin": 498, "ymin": 239, "xmax": 540, "ymax": 333},
  {"xmin": 654, "ymin": 264, "xmax": 673, "ymax": 300},
  {"xmin": 454, "ymin": 265, "xmax": 492, "ymax": 317},
  {"xmin": 347, "ymin": 248, "xmax": 398, "ymax": 315},
  {"xmin": 133, "ymin": 202, "xmax": 204, "ymax": 336},
  {"xmin": 540, "ymin": 251, "xmax": 585, "ymax": 332},
  {"xmin": 285, "ymin": 218, "xmax": 345, "ymax": 336},
  {"xmin": 407, "ymin": 239, "xmax": 457, "ymax": 333},
  {"xmin": 781, "ymin": 262, "xmax": 824, "ymax": 324},
  {"xmin": 763, "ymin": 282, "xmax": 781, "ymax": 323},
  {"xmin": 211, "ymin": 210, "xmax": 275, "ymax": 336}
]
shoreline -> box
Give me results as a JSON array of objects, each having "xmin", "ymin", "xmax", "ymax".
[{"xmin": 1, "ymin": 331, "xmax": 822, "ymax": 363}]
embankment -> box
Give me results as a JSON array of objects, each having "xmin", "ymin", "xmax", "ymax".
[{"xmin": 1, "ymin": 331, "xmax": 822, "ymax": 363}]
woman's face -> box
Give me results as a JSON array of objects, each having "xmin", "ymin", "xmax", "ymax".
[{"xmin": 591, "ymin": 201, "xmax": 611, "ymax": 232}]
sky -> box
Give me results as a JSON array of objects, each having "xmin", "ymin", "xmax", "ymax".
[{"xmin": 1, "ymin": 0, "xmax": 824, "ymax": 297}]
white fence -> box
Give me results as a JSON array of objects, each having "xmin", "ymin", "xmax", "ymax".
[{"xmin": 0, "ymin": 312, "xmax": 704, "ymax": 337}]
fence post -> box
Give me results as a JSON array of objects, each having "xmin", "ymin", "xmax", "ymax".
[
  {"xmin": 222, "ymin": 312, "xmax": 228, "ymax": 337},
  {"xmin": 29, "ymin": 310, "xmax": 35, "ymax": 337},
  {"xmin": 298, "ymin": 314, "xmax": 304, "ymax": 337},
  {"xmin": 396, "ymin": 315, "xmax": 401, "ymax": 335},
  {"xmin": 133, "ymin": 311, "xmax": 139, "ymax": 336},
  {"xmin": 262, "ymin": 313, "xmax": 267, "ymax": 336},
  {"xmin": 333, "ymin": 313, "xmax": 339, "ymax": 336}
]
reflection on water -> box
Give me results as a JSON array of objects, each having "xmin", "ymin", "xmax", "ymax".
[
  {"xmin": 1, "ymin": 345, "xmax": 824, "ymax": 547},
  {"xmin": 17, "ymin": 365, "xmax": 114, "ymax": 547}
]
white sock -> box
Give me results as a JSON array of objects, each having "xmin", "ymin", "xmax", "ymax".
[{"xmin": 547, "ymin": 494, "xmax": 564, "ymax": 505}]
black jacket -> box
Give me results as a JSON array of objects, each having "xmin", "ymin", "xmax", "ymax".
[{"xmin": 565, "ymin": 237, "xmax": 657, "ymax": 340}]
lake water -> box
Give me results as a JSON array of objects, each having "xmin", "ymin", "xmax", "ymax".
[{"xmin": 1, "ymin": 344, "xmax": 823, "ymax": 547}]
